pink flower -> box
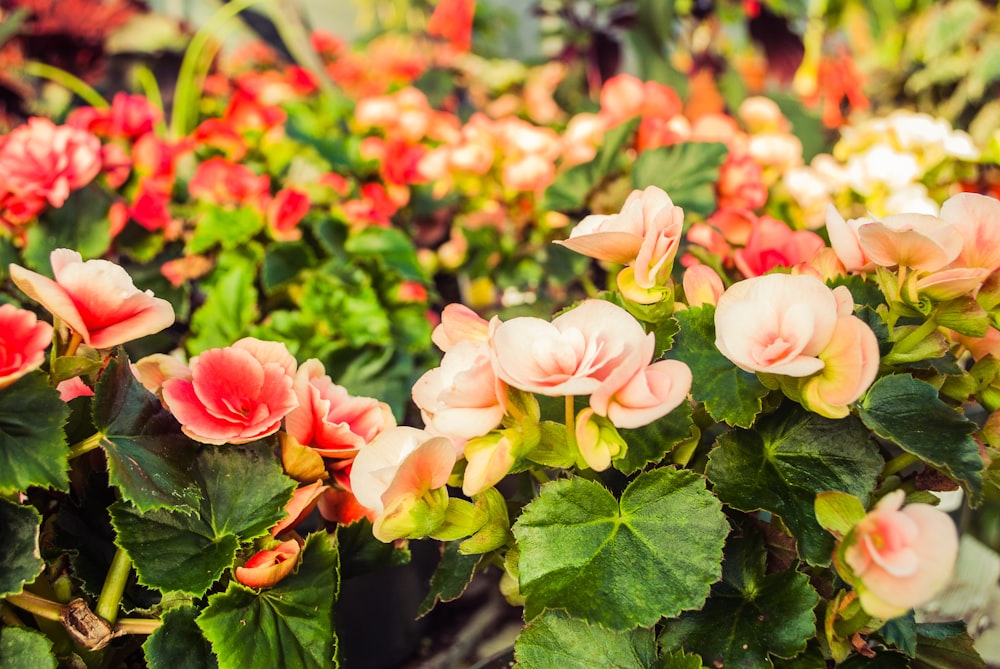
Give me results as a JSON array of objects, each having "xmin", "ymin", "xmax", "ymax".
[
  {"xmin": 714, "ymin": 274, "xmax": 840, "ymax": 377},
  {"xmin": 9, "ymin": 249, "xmax": 175, "ymax": 349},
  {"xmin": 57, "ymin": 377, "xmax": 95, "ymax": 402},
  {"xmin": 0, "ymin": 304, "xmax": 53, "ymax": 390},
  {"xmin": 235, "ymin": 539, "xmax": 301, "ymax": 588},
  {"xmin": 161, "ymin": 338, "xmax": 298, "ymax": 445},
  {"xmin": 682, "ymin": 265, "xmax": 725, "ymax": 307},
  {"xmin": 589, "ymin": 354, "xmax": 692, "ymax": 429},
  {"xmin": 800, "ymin": 312, "xmax": 880, "ymax": 418},
  {"xmin": 132, "ymin": 353, "xmax": 191, "ymax": 396},
  {"xmin": 856, "ymin": 212, "xmax": 961, "ymax": 272},
  {"xmin": 431, "ymin": 303, "xmax": 489, "ymax": 352},
  {"xmin": 188, "ymin": 157, "xmax": 270, "ymax": 208},
  {"xmin": 825, "ymin": 205, "xmax": 876, "ymax": 273},
  {"xmin": 0, "ymin": 118, "xmax": 102, "ymax": 209},
  {"xmin": 271, "ymin": 480, "xmax": 326, "ymax": 536},
  {"xmin": 733, "ymin": 215, "xmax": 826, "ymax": 278},
  {"xmin": 267, "ymin": 187, "xmax": 310, "ymax": 241},
  {"xmin": 844, "ymin": 490, "xmax": 958, "ymax": 619},
  {"xmin": 717, "ymin": 153, "xmax": 767, "ymax": 211},
  {"xmin": 412, "ymin": 340, "xmax": 505, "ymax": 442},
  {"xmin": 941, "ymin": 193, "xmax": 1000, "ymax": 274},
  {"xmin": 284, "ymin": 359, "xmax": 395, "ymax": 458},
  {"xmin": 556, "ymin": 186, "xmax": 684, "ymax": 289}
]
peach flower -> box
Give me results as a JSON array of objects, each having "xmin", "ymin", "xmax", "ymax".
[
  {"xmin": 801, "ymin": 312, "xmax": 880, "ymax": 418},
  {"xmin": 9, "ymin": 249, "xmax": 175, "ymax": 349},
  {"xmin": 825, "ymin": 206, "xmax": 876, "ymax": 274},
  {"xmin": 431, "ymin": 303, "xmax": 489, "ymax": 352},
  {"xmin": 941, "ymin": 193, "xmax": 1000, "ymax": 274},
  {"xmin": 235, "ymin": 539, "xmax": 301, "ymax": 588},
  {"xmin": 161, "ymin": 338, "xmax": 298, "ymax": 445},
  {"xmin": 714, "ymin": 274, "xmax": 840, "ymax": 377},
  {"xmin": 284, "ymin": 359, "xmax": 395, "ymax": 458},
  {"xmin": 856, "ymin": 213, "xmax": 961, "ymax": 272},
  {"xmin": 0, "ymin": 304, "xmax": 53, "ymax": 390},
  {"xmin": 682, "ymin": 265, "xmax": 725, "ymax": 307},
  {"xmin": 556, "ymin": 186, "xmax": 684, "ymax": 290},
  {"xmin": 843, "ymin": 490, "xmax": 958, "ymax": 619}
]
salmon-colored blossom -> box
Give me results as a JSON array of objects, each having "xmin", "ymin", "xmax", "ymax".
[
  {"xmin": 843, "ymin": 490, "xmax": 958, "ymax": 619},
  {"xmin": 856, "ymin": 212, "xmax": 961, "ymax": 272},
  {"xmin": 0, "ymin": 304, "xmax": 53, "ymax": 390},
  {"xmin": 9, "ymin": 249, "xmax": 175, "ymax": 349},
  {"xmin": 161, "ymin": 338, "xmax": 298, "ymax": 445},
  {"xmin": 235, "ymin": 539, "xmax": 301, "ymax": 588},
  {"xmin": 682, "ymin": 265, "xmax": 725, "ymax": 307},
  {"xmin": 427, "ymin": 0, "xmax": 476, "ymax": 53},
  {"xmin": 733, "ymin": 215, "xmax": 826, "ymax": 278}
]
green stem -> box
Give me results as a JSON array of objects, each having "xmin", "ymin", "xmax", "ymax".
[
  {"xmin": 883, "ymin": 452, "xmax": 920, "ymax": 478},
  {"xmin": 265, "ymin": 0, "xmax": 338, "ymax": 97},
  {"xmin": 94, "ymin": 548, "xmax": 132, "ymax": 625},
  {"xmin": 889, "ymin": 316, "xmax": 939, "ymax": 357},
  {"xmin": 1, "ymin": 604, "xmax": 25, "ymax": 626},
  {"xmin": 68, "ymin": 433, "xmax": 103, "ymax": 460},
  {"xmin": 19, "ymin": 61, "xmax": 109, "ymax": 108},
  {"xmin": 64, "ymin": 330, "xmax": 83, "ymax": 358},
  {"xmin": 4, "ymin": 592, "xmax": 63, "ymax": 622},
  {"xmin": 170, "ymin": 0, "xmax": 269, "ymax": 138},
  {"xmin": 117, "ymin": 617, "xmax": 161, "ymax": 635}
]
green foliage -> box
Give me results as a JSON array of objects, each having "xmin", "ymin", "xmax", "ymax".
[
  {"xmin": 0, "ymin": 372, "xmax": 69, "ymax": 494},
  {"xmin": 187, "ymin": 205, "xmax": 265, "ymax": 255},
  {"xmin": 145, "ymin": 606, "xmax": 218, "ymax": 669},
  {"xmin": 417, "ymin": 541, "xmax": 483, "ymax": 617},
  {"xmin": 22, "ymin": 185, "xmax": 111, "ymax": 271},
  {"xmin": 632, "ymin": 143, "xmax": 729, "ymax": 218},
  {"xmin": 187, "ymin": 248, "xmax": 261, "ymax": 354},
  {"xmin": 197, "ymin": 532, "xmax": 339, "ymax": 669},
  {"xmin": 614, "ymin": 402, "xmax": 696, "ymax": 475},
  {"xmin": 0, "ymin": 499, "xmax": 42, "ymax": 598},
  {"xmin": 0, "ymin": 627, "xmax": 57, "ymax": 669},
  {"xmin": 513, "ymin": 468, "xmax": 728, "ymax": 629},
  {"xmin": 707, "ymin": 407, "xmax": 883, "ymax": 565},
  {"xmin": 515, "ymin": 610, "xmax": 658, "ymax": 669},
  {"xmin": 111, "ymin": 442, "xmax": 296, "ymax": 596}
]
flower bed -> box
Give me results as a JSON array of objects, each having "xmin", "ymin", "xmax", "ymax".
[{"xmin": 1, "ymin": 1, "xmax": 999, "ymax": 668}]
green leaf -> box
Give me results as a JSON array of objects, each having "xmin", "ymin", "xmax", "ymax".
[
  {"xmin": 515, "ymin": 610, "xmax": 657, "ymax": 669},
  {"xmin": 814, "ymin": 491, "xmax": 867, "ymax": 539},
  {"xmin": 50, "ymin": 354, "xmax": 104, "ymax": 384},
  {"xmin": 145, "ymin": 605, "xmax": 218, "ymax": 669},
  {"xmin": 23, "ymin": 185, "xmax": 111, "ymax": 271},
  {"xmin": 93, "ymin": 354, "xmax": 200, "ymax": 513},
  {"xmin": 0, "ymin": 627, "xmax": 57, "ymax": 669},
  {"xmin": 631, "ymin": 142, "xmax": 729, "ymax": 218},
  {"xmin": 197, "ymin": 532, "xmax": 339, "ymax": 669},
  {"xmin": 187, "ymin": 250, "xmax": 260, "ymax": 355},
  {"xmin": 0, "ymin": 499, "xmax": 41, "ymax": 597},
  {"xmin": 345, "ymin": 227, "xmax": 425, "ymax": 282},
  {"xmin": 187, "ymin": 205, "xmax": 265, "ymax": 255},
  {"xmin": 664, "ymin": 306, "xmax": 768, "ymax": 428},
  {"xmin": 111, "ymin": 442, "xmax": 296, "ymax": 596},
  {"xmin": 336, "ymin": 518, "xmax": 411, "ymax": 580},
  {"xmin": 707, "ymin": 407, "xmax": 883, "ymax": 565},
  {"xmin": 615, "ymin": 402, "xmax": 695, "ymax": 475},
  {"xmin": 513, "ymin": 468, "xmax": 728, "ymax": 629},
  {"xmin": 0, "ymin": 372, "xmax": 69, "ymax": 493},
  {"xmin": 653, "ymin": 649, "xmax": 706, "ymax": 669},
  {"xmin": 880, "ymin": 611, "xmax": 917, "ymax": 657},
  {"xmin": 911, "ymin": 624, "xmax": 985, "ymax": 669},
  {"xmin": 860, "ymin": 374, "xmax": 984, "ymax": 502},
  {"xmin": 659, "ymin": 522, "xmax": 819, "ymax": 669},
  {"xmin": 542, "ymin": 119, "xmax": 639, "ymax": 214},
  {"xmin": 417, "ymin": 540, "xmax": 483, "ymax": 617},
  {"xmin": 262, "ymin": 241, "xmax": 314, "ymax": 293}
]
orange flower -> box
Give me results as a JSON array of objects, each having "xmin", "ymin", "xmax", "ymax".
[
  {"xmin": 235, "ymin": 539, "xmax": 301, "ymax": 588},
  {"xmin": 428, "ymin": 0, "xmax": 476, "ymax": 53}
]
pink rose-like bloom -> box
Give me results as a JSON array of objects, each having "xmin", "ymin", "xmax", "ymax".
[
  {"xmin": 825, "ymin": 205, "xmax": 876, "ymax": 274},
  {"xmin": 556, "ymin": 186, "xmax": 684, "ymax": 290},
  {"xmin": 412, "ymin": 340, "xmax": 505, "ymax": 443},
  {"xmin": 9, "ymin": 249, "xmax": 175, "ymax": 349},
  {"xmin": 0, "ymin": 304, "xmax": 53, "ymax": 390},
  {"xmin": 235, "ymin": 539, "xmax": 301, "ymax": 589},
  {"xmin": 0, "ymin": 117, "xmax": 102, "ymax": 209},
  {"xmin": 161, "ymin": 338, "xmax": 298, "ymax": 445},
  {"xmin": 284, "ymin": 359, "xmax": 395, "ymax": 458},
  {"xmin": 844, "ymin": 490, "xmax": 958, "ymax": 619},
  {"xmin": 714, "ymin": 273, "xmax": 841, "ymax": 377},
  {"xmin": 188, "ymin": 157, "xmax": 270, "ymax": 208},
  {"xmin": 800, "ymin": 309, "xmax": 880, "ymax": 418},
  {"xmin": 733, "ymin": 215, "xmax": 826, "ymax": 279},
  {"xmin": 431, "ymin": 303, "xmax": 489, "ymax": 352},
  {"xmin": 682, "ymin": 265, "xmax": 725, "ymax": 307},
  {"xmin": 941, "ymin": 193, "xmax": 1000, "ymax": 274}
]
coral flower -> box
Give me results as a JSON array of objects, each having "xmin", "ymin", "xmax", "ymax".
[
  {"xmin": 0, "ymin": 304, "xmax": 53, "ymax": 390},
  {"xmin": 844, "ymin": 490, "xmax": 958, "ymax": 619},
  {"xmin": 161, "ymin": 338, "xmax": 298, "ymax": 445},
  {"xmin": 9, "ymin": 249, "xmax": 175, "ymax": 349},
  {"xmin": 235, "ymin": 539, "xmax": 301, "ymax": 588},
  {"xmin": 427, "ymin": 0, "xmax": 476, "ymax": 52}
]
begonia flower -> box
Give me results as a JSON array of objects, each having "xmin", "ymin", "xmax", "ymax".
[
  {"xmin": 856, "ymin": 212, "xmax": 961, "ymax": 272},
  {"xmin": 57, "ymin": 376, "xmax": 95, "ymax": 402},
  {"xmin": 431, "ymin": 303, "xmax": 490, "ymax": 352},
  {"xmin": 800, "ymin": 314, "xmax": 880, "ymax": 418},
  {"xmin": 9, "ymin": 249, "xmax": 175, "ymax": 350},
  {"xmin": 235, "ymin": 539, "xmax": 301, "ymax": 588},
  {"xmin": 161, "ymin": 338, "xmax": 298, "ymax": 445},
  {"xmin": 842, "ymin": 490, "xmax": 958, "ymax": 619},
  {"xmin": 940, "ymin": 193, "xmax": 1000, "ymax": 275},
  {"xmin": 428, "ymin": 0, "xmax": 476, "ymax": 52},
  {"xmin": 0, "ymin": 304, "xmax": 53, "ymax": 390},
  {"xmin": 267, "ymin": 187, "xmax": 310, "ymax": 241},
  {"xmin": 271, "ymin": 480, "xmax": 326, "ymax": 536},
  {"xmin": 284, "ymin": 359, "xmax": 395, "ymax": 458},
  {"xmin": 682, "ymin": 265, "xmax": 725, "ymax": 307},
  {"xmin": 733, "ymin": 215, "xmax": 825, "ymax": 278},
  {"xmin": 188, "ymin": 157, "xmax": 270, "ymax": 208},
  {"xmin": 556, "ymin": 186, "xmax": 684, "ymax": 290}
]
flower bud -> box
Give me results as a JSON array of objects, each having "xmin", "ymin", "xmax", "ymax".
[{"xmin": 574, "ymin": 409, "xmax": 628, "ymax": 471}]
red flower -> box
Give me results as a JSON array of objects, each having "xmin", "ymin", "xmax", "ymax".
[
  {"xmin": 0, "ymin": 304, "xmax": 53, "ymax": 390},
  {"xmin": 266, "ymin": 188, "xmax": 310, "ymax": 241},
  {"xmin": 188, "ymin": 157, "xmax": 269, "ymax": 209},
  {"xmin": 428, "ymin": 0, "xmax": 476, "ymax": 52},
  {"xmin": 235, "ymin": 539, "xmax": 301, "ymax": 588}
]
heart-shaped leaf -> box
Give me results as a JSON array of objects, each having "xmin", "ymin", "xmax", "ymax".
[
  {"xmin": 0, "ymin": 372, "xmax": 69, "ymax": 494},
  {"xmin": 515, "ymin": 610, "xmax": 657, "ymax": 669},
  {"xmin": 513, "ymin": 468, "xmax": 728, "ymax": 629}
]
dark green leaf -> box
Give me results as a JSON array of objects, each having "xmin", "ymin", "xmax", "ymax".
[
  {"xmin": 838, "ymin": 650, "xmax": 910, "ymax": 668},
  {"xmin": 23, "ymin": 185, "xmax": 111, "ymax": 271},
  {"xmin": 0, "ymin": 372, "xmax": 69, "ymax": 493},
  {"xmin": 336, "ymin": 518, "xmax": 411, "ymax": 580},
  {"xmin": 345, "ymin": 227, "xmax": 424, "ymax": 282},
  {"xmin": 111, "ymin": 442, "xmax": 295, "ymax": 596},
  {"xmin": 659, "ymin": 523, "xmax": 819, "ymax": 669},
  {"xmin": 653, "ymin": 649, "xmax": 706, "ymax": 669},
  {"xmin": 417, "ymin": 540, "xmax": 483, "ymax": 617},
  {"xmin": 187, "ymin": 205, "xmax": 264, "ymax": 255},
  {"xmin": 542, "ymin": 119, "xmax": 638, "ymax": 214},
  {"xmin": 631, "ymin": 143, "xmax": 729, "ymax": 217},
  {"xmin": 910, "ymin": 623, "xmax": 984, "ymax": 669},
  {"xmin": 664, "ymin": 306, "xmax": 768, "ymax": 428},
  {"xmin": 860, "ymin": 374, "xmax": 984, "ymax": 502},
  {"xmin": 707, "ymin": 406, "xmax": 883, "ymax": 565},
  {"xmin": 0, "ymin": 627, "xmax": 57, "ymax": 669},
  {"xmin": 197, "ymin": 532, "xmax": 339, "ymax": 669},
  {"xmin": 262, "ymin": 241, "xmax": 314, "ymax": 293},
  {"xmin": 880, "ymin": 611, "xmax": 917, "ymax": 657},
  {"xmin": 515, "ymin": 610, "xmax": 657, "ymax": 669},
  {"xmin": 513, "ymin": 468, "xmax": 728, "ymax": 629},
  {"xmin": 0, "ymin": 499, "xmax": 41, "ymax": 597},
  {"xmin": 187, "ymin": 249, "xmax": 260, "ymax": 354},
  {"xmin": 145, "ymin": 605, "xmax": 218, "ymax": 669},
  {"xmin": 93, "ymin": 354, "xmax": 200, "ymax": 513},
  {"xmin": 615, "ymin": 402, "xmax": 695, "ymax": 475}
]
